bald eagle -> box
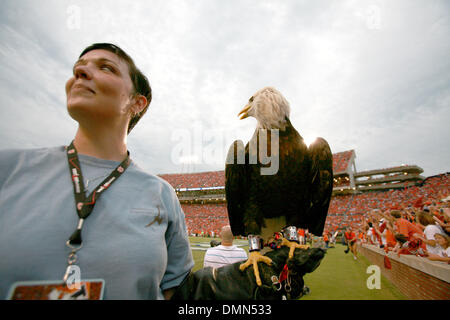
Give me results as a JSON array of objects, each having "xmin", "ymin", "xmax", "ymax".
[{"xmin": 225, "ymin": 87, "xmax": 333, "ymax": 286}]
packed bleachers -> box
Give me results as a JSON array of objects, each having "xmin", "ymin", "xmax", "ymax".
[
  {"xmin": 324, "ymin": 173, "xmax": 450, "ymax": 232},
  {"xmin": 160, "ymin": 150, "xmax": 356, "ymax": 190},
  {"xmin": 182, "ymin": 203, "xmax": 229, "ymax": 237},
  {"xmin": 332, "ymin": 150, "xmax": 354, "ymax": 173},
  {"xmin": 174, "ymin": 173, "xmax": 449, "ymax": 238},
  {"xmin": 160, "ymin": 171, "xmax": 224, "ymax": 189},
  {"xmin": 158, "ymin": 145, "xmax": 449, "ymax": 244}
]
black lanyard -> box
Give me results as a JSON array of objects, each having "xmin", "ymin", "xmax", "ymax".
[{"xmin": 66, "ymin": 141, "xmax": 131, "ymax": 246}]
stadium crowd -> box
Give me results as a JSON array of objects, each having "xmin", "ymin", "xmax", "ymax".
[
  {"xmin": 161, "ymin": 151, "xmax": 355, "ymax": 190},
  {"xmin": 160, "ymin": 171, "xmax": 224, "ymax": 189},
  {"xmin": 347, "ymin": 205, "xmax": 450, "ymax": 263},
  {"xmin": 333, "ymin": 150, "xmax": 354, "ymax": 173},
  {"xmin": 182, "ymin": 203, "xmax": 229, "ymax": 237},
  {"xmin": 177, "ymin": 173, "xmax": 449, "ymax": 264},
  {"xmin": 321, "ymin": 174, "xmax": 450, "ymax": 263}
]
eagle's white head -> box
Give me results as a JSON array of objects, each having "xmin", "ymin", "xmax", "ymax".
[{"xmin": 238, "ymin": 86, "xmax": 291, "ymax": 130}]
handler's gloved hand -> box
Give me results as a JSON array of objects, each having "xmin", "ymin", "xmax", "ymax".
[{"xmin": 171, "ymin": 247, "xmax": 325, "ymax": 300}]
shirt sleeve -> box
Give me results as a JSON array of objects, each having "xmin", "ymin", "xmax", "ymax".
[
  {"xmin": 423, "ymin": 225, "xmax": 438, "ymax": 241},
  {"xmin": 160, "ymin": 183, "xmax": 194, "ymax": 291}
]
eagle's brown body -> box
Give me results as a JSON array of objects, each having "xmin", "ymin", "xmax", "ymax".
[{"xmin": 225, "ymin": 87, "xmax": 333, "ymax": 238}]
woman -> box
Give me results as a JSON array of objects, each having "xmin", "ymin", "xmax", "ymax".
[
  {"xmin": 426, "ymin": 233, "xmax": 450, "ymax": 263},
  {"xmin": 433, "ymin": 208, "xmax": 450, "ymax": 235},
  {"xmin": 413, "ymin": 211, "xmax": 445, "ymax": 256},
  {"xmin": 0, "ymin": 43, "xmax": 193, "ymax": 300}
]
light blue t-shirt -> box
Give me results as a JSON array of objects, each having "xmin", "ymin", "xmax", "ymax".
[{"xmin": 0, "ymin": 146, "xmax": 194, "ymax": 299}]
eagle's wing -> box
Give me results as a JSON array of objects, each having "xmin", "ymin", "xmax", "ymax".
[
  {"xmin": 225, "ymin": 140, "xmax": 248, "ymax": 236},
  {"xmin": 306, "ymin": 137, "xmax": 333, "ymax": 235}
]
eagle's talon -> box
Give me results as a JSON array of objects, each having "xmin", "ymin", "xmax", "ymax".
[
  {"xmin": 239, "ymin": 251, "xmax": 272, "ymax": 286},
  {"xmin": 281, "ymin": 237, "xmax": 309, "ymax": 259}
]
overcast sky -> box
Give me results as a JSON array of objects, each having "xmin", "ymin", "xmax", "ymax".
[{"xmin": 0, "ymin": 0, "xmax": 449, "ymax": 178}]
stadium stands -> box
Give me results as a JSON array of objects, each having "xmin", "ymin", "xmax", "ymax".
[
  {"xmin": 181, "ymin": 203, "xmax": 228, "ymax": 237},
  {"xmin": 324, "ymin": 173, "xmax": 449, "ymax": 232},
  {"xmin": 160, "ymin": 171, "xmax": 224, "ymax": 190},
  {"xmin": 175, "ymin": 173, "xmax": 448, "ymax": 236},
  {"xmin": 158, "ymin": 149, "xmax": 448, "ymax": 236},
  {"xmin": 333, "ymin": 150, "xmax": 355, "ymax": 174},
  {"xmin": 162, "ymin": 150, "xmax": 357, "ymax": 192}
]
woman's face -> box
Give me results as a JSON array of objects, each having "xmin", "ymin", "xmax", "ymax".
[
  {"xmin": 65, "ymin": 49, "xmax": 134, "ymax": 128},
  {"xmin": 434, "ymin": 234, "xmax": 447, "ymax": 247}
]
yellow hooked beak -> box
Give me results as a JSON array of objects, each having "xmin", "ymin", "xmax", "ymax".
[{"xmin": 238, "ymin": 104, "xmax": 251, "ymax": 120}]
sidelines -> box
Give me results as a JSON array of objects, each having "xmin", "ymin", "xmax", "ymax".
[
  {"xmin": 357, "ymin": 243, "xmax": 450, "ymax": 300},
  {"xmin": 189, "ymin": 239, "xmax": 407, "ymax": 299}
]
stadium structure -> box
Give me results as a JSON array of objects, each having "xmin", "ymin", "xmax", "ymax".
[
  {"xmin": 159, "ymin": 150, "xmax": 449, "ymax": 236},
  {"xmin": 330, "ymin": 150, "xmax": 425, "ymax": 194}
]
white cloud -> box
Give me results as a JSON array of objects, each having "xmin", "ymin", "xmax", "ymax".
[{"xmin": 0, "ymin": 0, "xmax": 448, "ymax": 177}]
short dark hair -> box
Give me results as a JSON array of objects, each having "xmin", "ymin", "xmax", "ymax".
[{"xmin": 79, "ymin": 43, "xmax": 152, "ymax": 134}]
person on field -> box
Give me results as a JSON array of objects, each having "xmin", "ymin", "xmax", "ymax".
[
  {"xmin": 203, "ymin": 225, "xmax": 248, "ymax": 268},
  {"xmin": 344, "ymin": 226, "xmax": 358, "ymax": 260}
]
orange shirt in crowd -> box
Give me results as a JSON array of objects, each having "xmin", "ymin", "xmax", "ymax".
[
  {"xmin": 385, "ymin": 229, "xmax": 396, "ymax": 248},
  {"xmin": 345, "ymin": 231, "xmax": 356, "ymax": 241},
  {"xmin": 323, "ymin": 234, "xmax": 329, "ymax": 242},
  {"xmin": 298, "ymin": 229, "xmax": 305, "ymax": 237},
  {"xmin": 395, "ymin": 218, "xmax": 423, "ymax": 240}
]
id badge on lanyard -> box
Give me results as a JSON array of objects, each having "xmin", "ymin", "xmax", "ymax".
[{"xmin": 7, "ymin": 279, "xmax": 105, "ymax": 300}]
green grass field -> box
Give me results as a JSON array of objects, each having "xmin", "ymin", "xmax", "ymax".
[{"xmin": 189, "ymin": 237, "xmax": 407, "ymax": 300}]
